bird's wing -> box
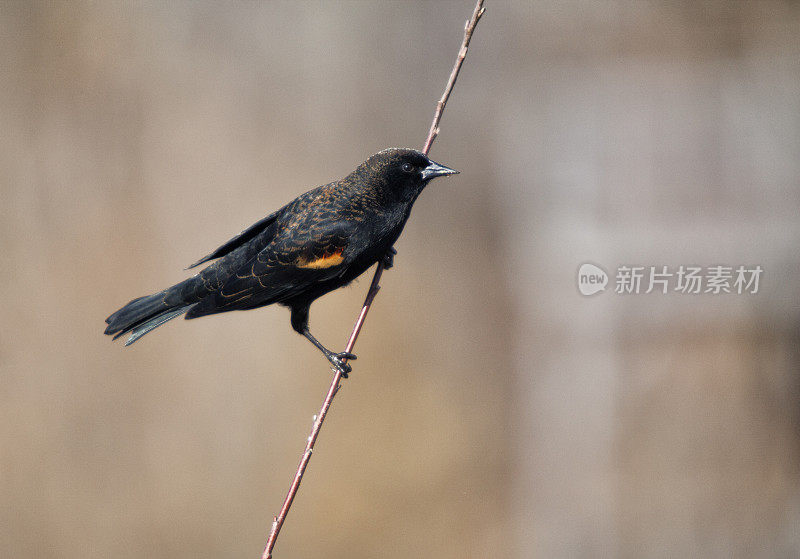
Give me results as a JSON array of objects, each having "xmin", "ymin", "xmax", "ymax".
[
  {"xmin": 185, "ymin": 220, "xmax": 356, "ymax": 317},
  {"xmin": 186, "ymin": 208, "xmax": 282, "ymax": 269}
]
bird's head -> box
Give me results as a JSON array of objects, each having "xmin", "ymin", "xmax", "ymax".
[{"xmin": 355, "ymin": 148, "xmax": 459, "ymax": 203}]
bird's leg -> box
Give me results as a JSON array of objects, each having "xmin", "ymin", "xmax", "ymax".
[
  {"xmin": 291, "ymin": 304, "xmax": 356, "ymax": 377},
  {"xmin": 301, "ymin": 328, "xmax": 357, "ymax": 378},
  {"xmin": 382, "ymin": 247, "xmax": 397, "ymax": 269}
]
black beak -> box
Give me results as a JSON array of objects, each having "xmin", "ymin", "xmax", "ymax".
[{"xmin": 421, "ymin": 159, "xmax": 459, "ymax": 181}]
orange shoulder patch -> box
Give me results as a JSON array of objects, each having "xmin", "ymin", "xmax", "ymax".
[{"xmin": 296, "ymin": 247, "xmax": 345, "ymax": 269}]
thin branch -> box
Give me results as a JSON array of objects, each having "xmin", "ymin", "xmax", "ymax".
[
  {"xmin": 262, "ymin": 268, "xmax": 383, "ymax": 559},
  {"xmin": 261, "ymin": 2, "xmax": 485, "ymax": 557},
  {"xmin": 422, "ymin": 0, "xmax": 485, "ymax": 155}
]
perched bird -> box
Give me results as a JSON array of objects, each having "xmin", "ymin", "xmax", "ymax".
[{"xmin": 104, "ymin": 148, "xmax": 458, "ymax": 375}]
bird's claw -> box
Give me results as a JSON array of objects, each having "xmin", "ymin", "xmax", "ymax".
[
  {"xmin": 382, "ymin": 247, "xmax": 397, "ymax": 269},
  {"xmin": 329, "ymin": 352, "xmax": 356, "ymax": 378}
]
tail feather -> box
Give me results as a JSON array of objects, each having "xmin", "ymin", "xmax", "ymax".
[
  {"xmin": 122, "ymin": 307, "xmax": 190, "ymax": 345},
  {"xmin": 105, "ymin": 291, "xmax": 191, "ymax": 345}
]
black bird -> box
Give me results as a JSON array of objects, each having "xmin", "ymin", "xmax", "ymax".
[{"xmin": 104, "ymin": 148, "xmax": 458, "ymax": 375}]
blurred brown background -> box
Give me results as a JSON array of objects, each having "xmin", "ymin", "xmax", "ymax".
[{"xmin": 2, "ymin": 1, "xmax": 799, "ymax": 557}]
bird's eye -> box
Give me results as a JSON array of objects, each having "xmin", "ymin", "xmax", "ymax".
[{"xmin": 401, "ymin": 162, "xmax": 414, "ymax": 173}]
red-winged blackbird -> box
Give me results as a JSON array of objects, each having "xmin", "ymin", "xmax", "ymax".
[{"xmin": 104, "ymin": 148, "xmax": 458, "ymax": 374}]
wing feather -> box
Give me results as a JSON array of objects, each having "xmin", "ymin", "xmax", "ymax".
[
  {"xmin": 186, "ymin": 221, "xmax": 354, "ymax": 318},
  {"xmin": 186, "ymin": 209, "xmax": 281, "ymax": 269}
]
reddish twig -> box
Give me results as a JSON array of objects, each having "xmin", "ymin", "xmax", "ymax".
[
  {"xmin": 261, "ymin": 2, "xmax": 485, "ymax": 557},
  {"xmin": 261, "ymin": 268, "xmax": 383, "ymax": 559},
  {"xmin": 422, "ymin": 0, "xmax": 485, "ymax": 155}
]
